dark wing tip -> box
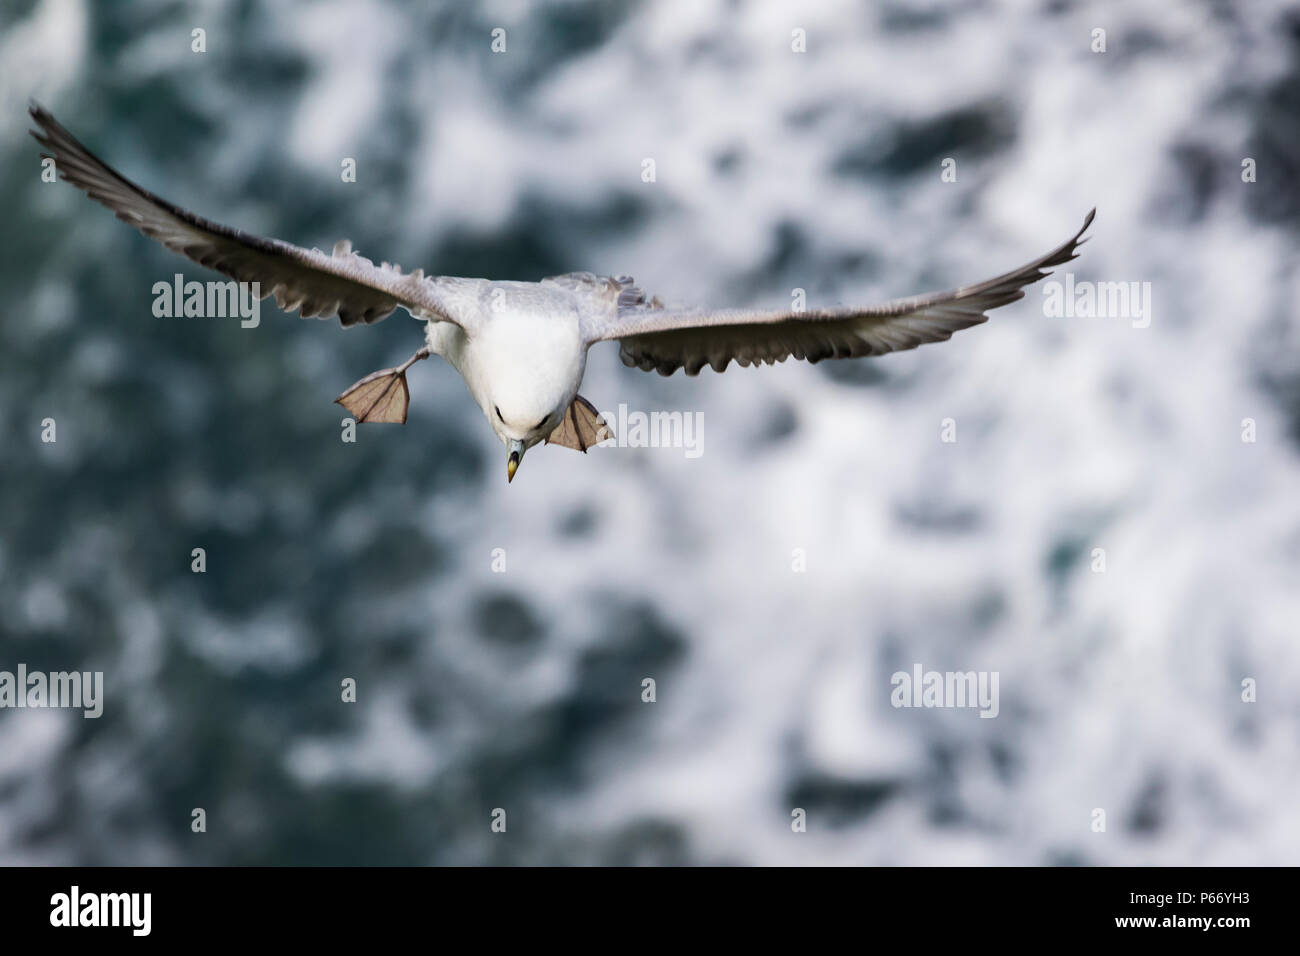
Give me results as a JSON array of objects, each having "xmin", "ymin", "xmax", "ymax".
[
  {"xmin": 28, "ymin": 101, "xmax": 62, "ymax": 140},
  {"xmin": 27, "ymin": 103, "xmax": 84, "ymax": 165}
]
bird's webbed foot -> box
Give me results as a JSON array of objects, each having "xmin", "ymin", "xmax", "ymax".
[
  {"xmin": 334, "ymin": 347, "xmax": 431, "ymax": 424},
  {"xmin": 545, "ymin": 394, "xmax": 615, "ymax": 451}
]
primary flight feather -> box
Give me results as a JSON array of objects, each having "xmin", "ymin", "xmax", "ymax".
[{"xmin": 30, "ymin": 103, "xmax": 1094, "ymax": 483}]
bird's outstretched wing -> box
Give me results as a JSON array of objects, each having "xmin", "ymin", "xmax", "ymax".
[
  {"xmin": 582, "ymin": 210, "xmax": 1094, "ymax": 376},
  {"xmin": 29, "ymin": 103, "xmax": 470, "ymax": 330}
]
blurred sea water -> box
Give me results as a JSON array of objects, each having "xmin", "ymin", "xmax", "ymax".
[{"xmin": 1, "ymin": 0, "xmax": 1298, "ymax": 864}]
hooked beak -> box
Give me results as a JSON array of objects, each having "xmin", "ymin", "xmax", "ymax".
[{"xmin": 506, "ymin": 439, "xmax": 524, "ymax": 483}]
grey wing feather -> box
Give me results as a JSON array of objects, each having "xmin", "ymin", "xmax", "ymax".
[
  {"xmin": 29, "ymin": 103, "xmax": 468, "ymax": 330},
  {"xmin": 585, "ymin": 209, "xmax": 1095, "ymax": 376},
  {"xmin": 545, "ymin": 272, "xmax": 663, "ymax": 312}
]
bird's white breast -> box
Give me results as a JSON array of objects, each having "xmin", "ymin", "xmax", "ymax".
[{"xmin": 424, "ymin": 282, "xmax": 588, "ymax": 427}]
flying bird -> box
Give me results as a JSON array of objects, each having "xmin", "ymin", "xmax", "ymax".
[{"xmin": 30, "ymin": 104, "xmax": 1094, "ymax": 483}]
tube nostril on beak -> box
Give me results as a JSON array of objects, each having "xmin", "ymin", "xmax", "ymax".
[{"xmin": 505, "ymin": 438, "xmax": 525, "ymax": 483}]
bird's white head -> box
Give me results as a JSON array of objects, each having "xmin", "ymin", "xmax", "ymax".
[
  {"xmin": 490, "ymin": 385, "xmax": 568, "ymax": 483},
  {"xmin": 481, "ymin": 336, "xmax": 580, "ymax": 482}
]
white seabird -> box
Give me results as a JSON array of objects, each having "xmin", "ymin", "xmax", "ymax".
[{"xmin": 30, "ymin": 104, "xmax": 1094, "ymax": 483}]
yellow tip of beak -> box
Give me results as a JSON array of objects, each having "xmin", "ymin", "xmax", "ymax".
[{"xmin": 507, "ymin": 455, "xmax": 519, "ymax": 483}]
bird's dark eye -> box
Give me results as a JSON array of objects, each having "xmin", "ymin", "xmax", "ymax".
[
  {"xmin": 534, "ymin": 415, "xmax": 551, "ymax": 431},
  {"xmin": 495, "ymin": 405, "xmax": 504, "ymax": 422}
]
